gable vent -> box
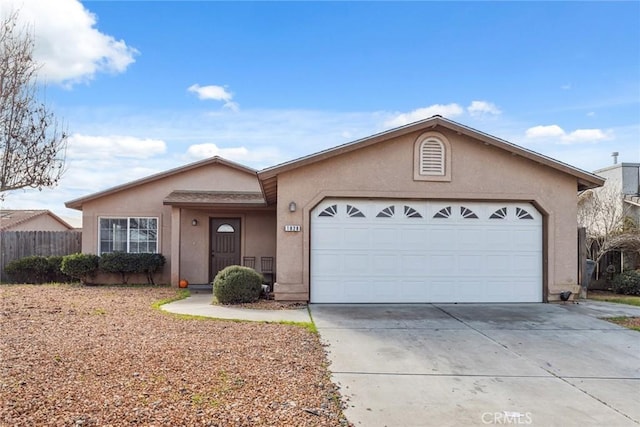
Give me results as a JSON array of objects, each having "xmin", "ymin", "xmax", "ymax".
[{"xmin": 420, "ymin": 138, "xmax": 445, "ymax": 175}]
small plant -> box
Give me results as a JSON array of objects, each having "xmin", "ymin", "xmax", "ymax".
[
  {"xmin": 213, "ymin": 265, "xmax": 263, "ymax": 304},
  {"xmin": 61, "ymin": 253, "xmax": 100, "ymax": 285},
  {"xmin": 612, "ymin": 270, "xmax": 640, "ymax": 296}
]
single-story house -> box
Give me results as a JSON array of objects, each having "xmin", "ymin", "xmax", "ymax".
[
  {"xmin": 66, "ymin": 116, "xmax": 604, "ymax": 303},
  {"xmin": 0, "ymin": 210, "xmax": 75, "ymax": 231}
]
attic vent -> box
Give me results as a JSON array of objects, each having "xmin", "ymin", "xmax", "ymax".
[{"xmin": 419, "ymin": 138, "xmax": 445, "ymax": 176}]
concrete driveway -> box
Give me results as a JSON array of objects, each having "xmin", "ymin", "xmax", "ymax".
[{"xmin": 310, "ymin": 302, "xmax": 640, "ymax": 427}]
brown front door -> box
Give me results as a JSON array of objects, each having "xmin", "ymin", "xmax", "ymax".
[{"xmin": 210, "ymin": 218, "xmax": 241, "ymax": 282}]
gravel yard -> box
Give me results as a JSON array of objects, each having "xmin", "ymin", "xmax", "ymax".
[{"xmin": 0, "ymin": 285, "xmax": 348, "ymax": 426}]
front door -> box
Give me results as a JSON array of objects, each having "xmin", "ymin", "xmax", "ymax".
[{"xmin": 210, "ymin": 218, "xmax": 241, "ymax": 282}]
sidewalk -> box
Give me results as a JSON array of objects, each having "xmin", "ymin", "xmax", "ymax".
[{"xmin": 161, "ymin": 292, "xmax": 312, "ymax": 323}]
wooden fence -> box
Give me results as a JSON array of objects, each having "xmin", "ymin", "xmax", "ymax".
[{"xmin": 0, "ymin": 231, "xmax": 82, "ymax": 282}]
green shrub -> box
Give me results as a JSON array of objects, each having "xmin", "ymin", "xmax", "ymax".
[
  {"xmin": 612, "ymin": 270, "xmax": 640, "ymax": 296},
  {"xmin": 99, "ymin": 252, "xmax": 139, "ymax": 284},
  {"xmin": 61, "ymin": 253, "xmax": 100, "ymax": 285},
  {"xmin": 135, "ymin": 253, "xmax": 166, "ymax": 285},
  {"xmin": 99, "ymin": 252, "xmax": 166, "ymax": 284},
  {"xmin": 4, "ymin": 256, "xmax": 50, "ymax": 283},
  {"xmin": 47, "ymin": 256, "xmax": 73, "ymax": 283},
  {"xmin": 213, "ymin": 265, "xmax": 263, "ymax": 304}
]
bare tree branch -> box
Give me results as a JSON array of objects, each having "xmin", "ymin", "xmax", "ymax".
[
  {"xmin": 0, "ymin": 10, "xmax": 67, "ymax": 200},
  {"xmin": 578, "ymin": 185, "xmax": 638, "ymax": 263}
]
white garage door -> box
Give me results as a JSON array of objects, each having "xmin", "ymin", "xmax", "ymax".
[{"xmin": 310, "ymin": 199, "xmax": 542, "ymax": 303}]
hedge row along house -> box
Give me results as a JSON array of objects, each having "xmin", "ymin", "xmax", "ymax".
[{"xmin": 66, "ymin": 116, "xmax": 604, "ymax": 302}]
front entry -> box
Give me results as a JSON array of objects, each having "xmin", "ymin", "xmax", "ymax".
[{"xmin": 210, "ymin": 218, "xmax": 241, "ymax": 282}]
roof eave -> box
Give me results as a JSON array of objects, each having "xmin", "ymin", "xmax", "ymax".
[
  {"xmin": 65, "ymin": 156, "xmax": 259, "ymax": 210},
  {"xmin": 257, "ymin": 115, "xmax": 606, "ymax": 190}
]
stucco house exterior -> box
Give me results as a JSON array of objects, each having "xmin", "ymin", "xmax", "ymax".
[
  {"xmin": 0, "ymin": 210, "xmax": 75, "ymax": 231},
  {"xmin": 593, "ymin": 162, "xmax": 640, "ymax": 228},
  {"xmin": 65, "ymin": 116, "xmax": 604, "ymax": 303}
]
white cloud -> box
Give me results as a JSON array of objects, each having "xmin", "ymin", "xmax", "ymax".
[
  {"xmin": 563, "ymin": 128, "xmax": 610, "ymax": 143},
  {"xmin": 68, "ymin": 134, "xmax": 167, "ymax": 159},
  {"xmin": 561, "ymin": 83, "xmax": 572, "ymax": 90},
  {"xmin": 525, "ymin": 124, "xmax": 612, "ymax": 144},
  {"xmin": 4, "ymin": 0, "xmax": 137, "ymax": 85},
  {"xmin": 384, "ymin": 103, "xmax": 464, "ymax": 127},
  {"xmin": 467, "ymin": 100, "xmax": 501, "ymax": 117},
  {"xmin": 188, "ymin": 84, "xmax": 239, "ymax": 111},
  {"xmin": 185, "ymin": 143, "xmax": 283, "ymax": 166},
  {"xmin": 188, "ymin": 84, "xmax": 233, "ymax": 102},
  {"xmin": 525, "ymin": 125, "xmax": 566, "ymax": 139}
]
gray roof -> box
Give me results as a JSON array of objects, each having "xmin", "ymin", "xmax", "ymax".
[
  {"xmin": 0, "ymin": 210, "xmax": 74, "ymax": 231},
  {"xmin": 163, "ymin": 191, "xmax": 266, "ymax": 207}
]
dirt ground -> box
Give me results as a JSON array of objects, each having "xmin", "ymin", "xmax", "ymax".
[{"xmin": 0, "ymin": 285, "xmax": 349, "ymax": 426}]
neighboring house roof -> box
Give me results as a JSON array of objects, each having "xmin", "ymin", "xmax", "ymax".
[
  {"xmin": 66, "ymin": 156, "xmax": 258, "ymax": 210},
  {"xmin": 624, "ymin": 195, "xmax": 640, "ymax": 207},
  {"xmin": 258, "ymin": 116, "xmax": 605, "ymax": 204},
  {"xmin": 163, "ymin": 191, "xmax": 267, "ymax": 207},
  {"xmin": 0, "ymin": 210, "xmax": 74, "ymax": 231}
]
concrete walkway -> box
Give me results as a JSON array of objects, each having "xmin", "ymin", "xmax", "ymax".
[{"xmin": 160, "ymin": 292, "xmax": 312, "ymax": 323}]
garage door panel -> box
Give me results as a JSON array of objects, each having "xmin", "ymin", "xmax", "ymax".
[
  {"xmin": 457, "ymin": 254, "xmax": 483, "ymax": 273},
  {"xmin": 457, "ymin": 229, "xmax": 485, "ymax": 250},
  {"xmin": 312, "ymin": 252, "xmax": 343, "ymax": 275},
  {"xmin": 344, "ymin": 253, "xmax": 369, "ymax": 274},
  {"xmin": 372, "ymin": 227, "xmax": 397, "ymax": 246},
  {"xmin": 430, "ymin": 254, "xmax": 456, "ymax": 273},
  {"xmin": 344, "ymin": 281, "xmax": 369, "ymax": 299},
  {"xmin": 343, "ymin": 227, "xmax": 372, "ymax": 248},
  {"xmin": 400, "ymin": 227, "xmax": 428, "ymax": 246},
  {"xmin": 430, "ymin": 228, "xmax": 457, "ymax": 250},
  {"xmin": 372, "ymin": 254, "xmax": 398, "ymax": 274},
  {"xmin": 401, "ymin": 254, "xmax": 428, "ymax": 273},
  {"xmin": 311, "ymin": 200, "xmax": 542, "ymax": 303}
]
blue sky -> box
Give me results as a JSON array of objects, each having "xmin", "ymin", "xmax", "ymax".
[{"xmin": 2, "ymin": 0, "xmax": 639, "ymax": 224}]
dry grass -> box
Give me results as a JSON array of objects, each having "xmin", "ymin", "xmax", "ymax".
[{"xmin": 0, "ymin": 284, "xmax": 348, "ymax": 426}]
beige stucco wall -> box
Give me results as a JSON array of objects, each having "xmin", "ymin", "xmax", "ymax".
[
  {"xmin": 274, "ymin": 126, "xmax": 579, "ymax": 302},
  {"xmin": 8, "ymin": 215, "xmax": 71, "ymax": 231},
  {"xmin": 79, "ymin": 163, "xmax": 272, "ymax": 285},
  {"xmin": 178, "ymin": 208, "xmax": 276, "ymax": 284}
]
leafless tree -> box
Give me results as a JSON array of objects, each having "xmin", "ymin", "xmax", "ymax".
[
  {"xmin": 578, "ymin": 185, "xmax": 638, "ymax": 264},
  {"xmin": 0, "ymin": 11, "xmax": 67, "ymax": 200}
]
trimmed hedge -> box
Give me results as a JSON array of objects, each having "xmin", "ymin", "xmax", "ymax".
[
  {"xmin": 5, "ymin": 252, "xmax": 166, "ymax": 285},
  {"xmin": 46, "ymin": 256, "xmax": 73, "ymax": 283},
  {"xmin": 61, "ymin": 253, "xmax": 100, "ymax": 285},
  {"xmin": 612, "ymin": 270, "xmax": 640, "ymax": 296},
  {"xmin": 99, "ymin": 252, "xmax": 166, "ymax": 285},
  {"xmin": 5, "ymin": 256, "xmax": 52, "ymax": 284},
  {"xmin": 213, "ymin": 265, "xmax": 263, "ymax": 304}
]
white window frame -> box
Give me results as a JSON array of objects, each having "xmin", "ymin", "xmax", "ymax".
[
  {"xmin": 413, "ymin": 131, "xmax": 451, "ymax": 182},
  {"xmin": 98, "ymin": 216, "xmax": 159, "ymax": 254}
]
